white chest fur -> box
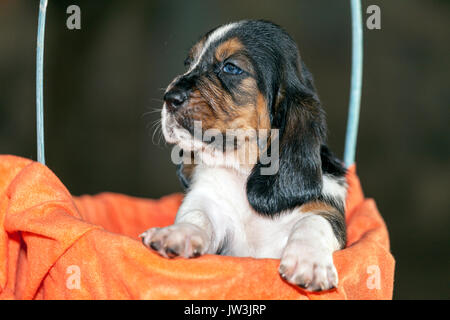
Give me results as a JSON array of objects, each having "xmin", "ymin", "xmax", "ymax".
[
  {"xmin": 142, "ymin": 164, "xmax": 343, "ymax": 291},
  {"xmin": 178, "ymin": 166, "xmax": 303, "ymax": 258}
]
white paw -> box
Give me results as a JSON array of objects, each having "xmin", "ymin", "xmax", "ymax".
[
  {"xmin": 139, "ymin": 223, "xmax": 209, "ymax": 258},
  {"xmin": 279, "ymin": 241, "xmax": 338, "ymax": 292}
]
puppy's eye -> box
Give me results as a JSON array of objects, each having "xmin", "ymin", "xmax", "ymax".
[
  {"xmin": 222, "ymin": 63, "xmax": 243, "ymax": 75},
  {"xmin": 184, "ymin": 58, "xmax": 192, "ymax": 67}
]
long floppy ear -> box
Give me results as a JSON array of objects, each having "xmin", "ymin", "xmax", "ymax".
[{"xmin": 246, "ymin": 61, "xmax": 326, "ymax": 216}]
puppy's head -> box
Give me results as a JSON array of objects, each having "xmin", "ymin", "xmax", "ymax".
[{"xmin": 162, "ymin": 20, "xmax": 326, "ymax": 215}]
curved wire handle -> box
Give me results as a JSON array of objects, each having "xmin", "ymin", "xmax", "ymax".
[
  {"xmin": 36, "ymin": 0, "xmax": 48, "ymax": 164},
  {"xmin": 344, "ymin": 0, "xmax": 363, "ymax": 167},
  {"xmin": 35, "ymin": 1, "xmax": 362, "ymax": 168}
]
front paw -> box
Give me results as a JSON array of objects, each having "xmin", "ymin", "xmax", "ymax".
[
  {"xmin": 139, "ymin": 223, "xmax": 209, "ymax": 258},
  {"xmin": 279, "ymin": 242, "xmax": 338, "ymax": 292}
]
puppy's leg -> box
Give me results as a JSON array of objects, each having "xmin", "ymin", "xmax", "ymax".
[
  {"xmin": 140, "ymin": 192, "xmax": 231, "ymax": 258},
  {"xmin": 279, "ymin": 204, "xmax": 345, "ymax": 292},
  {"xmin": 140, "ymin": 210, "xmax": 214, "ymax": 258}
]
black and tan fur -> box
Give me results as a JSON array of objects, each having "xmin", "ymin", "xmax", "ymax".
[{"xmin": 142, "ymin": 20, "xmax": 348, "ymax": 292}]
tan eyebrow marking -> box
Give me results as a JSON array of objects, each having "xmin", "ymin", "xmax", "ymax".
[
  {"xmin": 188, "ymin": 22, "xmax": 241, "ymax": 72},
  {"xmin": 214, "ymin": 37, "xmax": 244, "ymax": 61}
]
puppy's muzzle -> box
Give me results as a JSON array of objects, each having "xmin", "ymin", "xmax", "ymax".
[
  {"xmin": 164, "ymin": 88, "xmax": 188, "ymax": 112},
  {"xmin": 164, "ymin": 75, "xmax": 195, "ymax": 112}
]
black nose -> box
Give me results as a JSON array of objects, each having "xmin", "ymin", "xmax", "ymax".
[{"xmin": 164, "ymin": 88, "xmax": 188, "ymax": 111}]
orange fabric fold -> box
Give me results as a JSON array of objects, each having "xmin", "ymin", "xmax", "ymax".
[{"xmin": 0, "ymin": 155, "xmax": 394, "ymax": 300}]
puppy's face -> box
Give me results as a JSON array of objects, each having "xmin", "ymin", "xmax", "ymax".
[
  {"xmin": 162, "ymin": 21, "xmax": 278, "ymax": 157},
  {"xmin": 162, "ymin": 20, "xmax": 328, "ymax": 215},
  {"xmin": 168, "ymin": 36, "xmax": 268, "ymax": 132}
]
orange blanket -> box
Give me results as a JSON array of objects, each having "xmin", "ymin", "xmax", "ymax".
[{"xmin": 0, "ymin": 155, "xmax": 394, "ymax": 299}]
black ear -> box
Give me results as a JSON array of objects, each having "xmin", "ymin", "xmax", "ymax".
[{"xmin": 246, "ymin": 62, "xmax": 326, "ymax": 216}]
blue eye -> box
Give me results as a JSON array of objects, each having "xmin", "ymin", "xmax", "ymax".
[{"xmin": 222, "ymin": 63, "xmax": 243, "ymax": 75}]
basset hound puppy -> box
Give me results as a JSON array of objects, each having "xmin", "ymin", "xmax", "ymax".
[{"xmin": 141, "ymin": 20, "xmax": 347, "ymax": 292}]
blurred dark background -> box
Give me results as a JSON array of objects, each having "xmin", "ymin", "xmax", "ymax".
[{"xmin": 0, "ymin": 0, "xmax": 448, "ymax": 299}]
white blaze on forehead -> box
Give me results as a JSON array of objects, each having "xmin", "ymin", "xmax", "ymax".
[{"xmin": 187, "ymin": 22, "xmax": 241, "ymax": 73}]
